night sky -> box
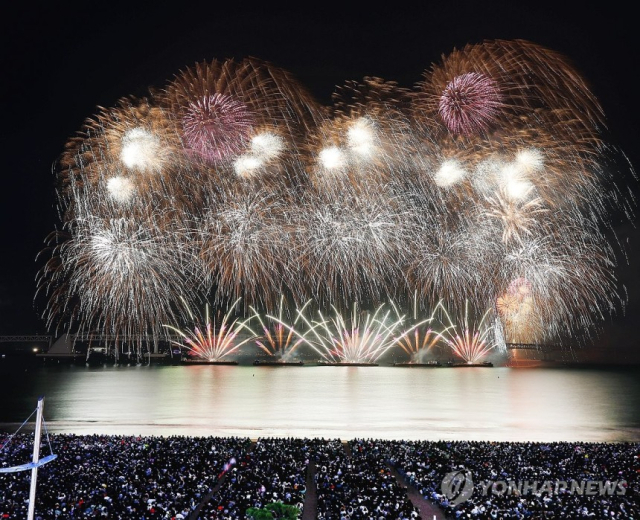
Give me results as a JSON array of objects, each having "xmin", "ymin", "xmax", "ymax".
[{"xmin": 2, "ymin": 3, "xmax": 638, "ymax": 357}]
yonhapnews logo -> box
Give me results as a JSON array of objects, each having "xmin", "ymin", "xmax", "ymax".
[
  {"xmin": 441, "ymin": 468, "xmax": 627, "ymax": 505},
  {"xmin": 441, "ymin": 469, "xmax": 474, "ymax": 505}
]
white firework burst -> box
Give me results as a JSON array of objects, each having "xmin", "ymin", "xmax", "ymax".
[
  {"xmin": 347, "ymin": 117, "xmax": 377, "ymax": 159},
  {"xmin": 250, "ymin": 132, "xmax": 285, "ymax": 160},
  {"xmin": 434, "ymin": 159, "xmax": 467, "ymax": 187},
  {"xmin": 472, "ymin": 158, "xmax": 504, "ymax": 195},
  {"xmin": 120, "ymin": 127, "xmax": 165, "ymax": 173},
  {"xmin": 55, "ymin": 215, "xmax": 199, "ymax": 350},
  {"xmin": 515, "ymin": 148, "xmax": 544, "ymax": 173},
  {"xmin": 198, "ymin": 189, "xmax": 291, "ymax": 306},
  {"xmin": 106, "ymin": 176, "xmax": 136, "ymax": 203},
  {"xmin": 233, "ymin": 155, "xmax": 264, "ymax": 178},
  {"xmin": 484, "ymin": 189, "xmax": 548, "ymax": 244},
  {"xmin": 295, "ymin": 191, "xmax": 410, "ymax": 302},
  {"xmin": 318, "ymin": 146, "xmax": 348, "ymax": 171},
  {"xmin": 500, "ymin": 163, "xmax": 535, "ymax": 201}
]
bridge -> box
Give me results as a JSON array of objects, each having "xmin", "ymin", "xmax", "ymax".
[
  {"xmin": 0, "ymin": 335, "xmax": 53, "ymax": 348},
  {"xmin": 0, "ymin": 334, "xmax": 182, "ymax": 352},
  {"xmin": 504, "ymin": 342, "xmax": 587, "ymax": 363},
  {"xmin": 0, "ymin": 334, "xmax": 184, "ymax": 358},
  {"xmin": 64, "ymin": 333, "xmax": 183, "ymax": 343},
  {"xmin": 505, "ymin": 342, "xmax": 577, "ymax": 352},
  {"xmin": 1, "ymin": 336, "xmax": 578, "ymax": 360}
]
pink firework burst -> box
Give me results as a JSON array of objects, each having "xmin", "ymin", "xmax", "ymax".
[
  {"xmin": 507, "ymin": 277, "xmax": 532, "ymax": 297},
  {"xmin": 182, "ymin": 93, "xmax": 254, "ymax": 162},
  {"xmin": 438, "ymin": 72, "xmax": 502, "ymax": 135}
]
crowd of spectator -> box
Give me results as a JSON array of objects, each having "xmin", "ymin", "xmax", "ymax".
[
  {"xmin": 198, "ymin": 437, "xmax": 313, "ymax": 519},
  {"xmin": 0, "ymin": 433, "xmax": 249, "ymax": 519},
  {"xmin": 2, "ymin": 434, "xmax": 640, "ymax": 519},
  {"xmin": 383, "ymin": 439, "xmax": 640, "ymax": 519},
  {"xmin": 314, "ymin": 438, "xmax": 420, "ymax": 520}
]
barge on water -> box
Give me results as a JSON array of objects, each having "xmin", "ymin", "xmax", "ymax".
[
  {"xmin": 317, "ymin": 361, "xmax": 379, "ymax": 366},
  {"xmin": 182, "ymin": 359, "xmax": 239, "ymax": 366},
  {"xmin": 446, "ymin": 361, "xmax": 494, "ymax": 367},
  {"xmin": 393, "ymin": 361, "xmax": 442, "ymax": 367},
  {"xmin": 253, "ymin": 360, "xmax": 304, "ymax": 366}
]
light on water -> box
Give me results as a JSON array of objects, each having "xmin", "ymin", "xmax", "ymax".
[{"xmin": 2, "ymin": 364, "xmax": 639, "ymax": 442}]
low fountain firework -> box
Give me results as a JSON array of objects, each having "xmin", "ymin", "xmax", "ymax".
[
  {"xmin": 273, "ymin": 302, "xmax": 406, "ymax": 365},
  {"xmin": 249, "ymin": 297, "xmax": 313, "ymax": 364},
  {"xmin": 37, "ymin": 40, "xmax": 637, "ymax": 357},
  {"xmin": 435, "ymin": 301, "xmax": 499, "ymax": 365},
  {"xmin": 390, "ymin": 294, "xmax": 447, "ymax": 366},
  {"xmin": 164, "ymin": 298, "xmax": 255, "ymax": 363}
]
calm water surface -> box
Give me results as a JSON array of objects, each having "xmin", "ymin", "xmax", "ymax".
[{"xmin": 2, "ymin": 362, "xmax": 640, "ymax": 442}]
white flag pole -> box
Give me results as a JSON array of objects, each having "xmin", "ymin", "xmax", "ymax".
[{"xmin": 27, "ymin": 396, "xmax": 44, "ymax": 520}]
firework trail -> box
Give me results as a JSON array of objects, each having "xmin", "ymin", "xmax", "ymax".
[
  {"xmin": 196, "ymin": 186, "xmax": 296, "ymax": 309},
  {"xmin": 38, "ymin": 40, "xmax": 636, "ymax": 353},
  {"xmin": 250, "ymin": 297, "xmax": 314, "ymax": 360},
  {"xmin": 164, "ymin": 298, "xmax": 256, "ymax": 361},
  {"xmin": 496, "ymin": 277, "xmax": 539, "ymax": 344},
  {"xmin": 158, "ymin": 57, "xmax": 324, "ymax": 189},
  {"xmin": 290, "ymin": 189, "xmax": 413, "ymax": 305},
  {"xmin": 389, "ymin": 292, "xmax": 447, "ymax": 363},
  {"xmin": 435, "ymin": 301, "xmax": 499, "ymax": 364},
  {"xmin": 286, "ymin": 302, "xmax": 407, "ymax": 363}
]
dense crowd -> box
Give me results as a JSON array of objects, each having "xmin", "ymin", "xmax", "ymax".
[
  {"xmin": 2, "ymin": 434, "xmax": 640, "ymax": 519},
  {"xmin": 383, "ymin": 439, "xmax": 640, "ymax": 519},
  {"xmin": 0, "ymin": 433, "xmax": 249, "ymax": 519},
  {"xmin": 314, "ymin": 439, "xmax": 420, "ymax": 520},
  {"xmin": 198, "ymin": 437, "xmax": 312, "ymax": 519}
]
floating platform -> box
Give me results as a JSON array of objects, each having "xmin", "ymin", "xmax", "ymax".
[
  {"xmin": 182, "ymin": 359, "xmax": 239, "ymax": 365},
  {"xmin": 317, "ymin": 362, "xmax": 379, "ymax": 366},
  {"xmin": 446, "ymin": 361, "xmax": 494, "ymax": 367},
  {"xmin": 393, "ymin": 362, "xmax": 442, "ymax": 367},
  {"xmin": 253, "ymin": 360, "xmax": 304, "ymax": 366},
  {"xmin": 36, "ymin": 351, "xmax": 177, "ymax": 365},
  {"xmin": 36, "ymin": 352, "xmax": 85, "ymax": 362}
]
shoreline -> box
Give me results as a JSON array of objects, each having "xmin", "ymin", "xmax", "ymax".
[
  {"xmin": 0, "ymin": 426, "xmax": 638, "ymax": 445},
  {"xmin": 1, "ymin": 422, "xmax": 639, "ymax": 443}
]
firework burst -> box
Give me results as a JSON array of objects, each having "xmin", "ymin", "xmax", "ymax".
[
  {"xmin": 57, "ymin": 97, "xmax": 181, "ymax": 201},
  {"xmin": 390, "ymin": 293, "xmax": 445, "ymax": 362},
  {"xmin": 305, "ymin": 80, "xmax": 419, "ymax": 192},
  {"xmin": 160, "ymin": 58, "xmax": 323, "ymax": 171},
  {"xmin": 496, "ymin": 277, "xmax": 539, "ymax": 343},
  {"xmin": 39, "ymin": 40, "xmax": 636, "ymax": 351},
  {"xmin": 405, "ymin": 206, "xmax": 503, "ymax": 310},
  {"xmin": 435, "ymin": 301, "xmax": 499, "ymax": 364},
  {"xmin": 438, "ymin": 72, "xmax": 503, "ymax": 135},
  {"xmin": 36, "ymin": 214, "xmax": 200, "ymax": 357},
  {"xmin": 287, "ymin": 302, "xmax": 406, "ymax": 363},
  {"xmin": 182, "ymin": 93, "xmax": 255, "ymax": 163},
  {"xmin": 483, "ymin": 188, "xmax": 548, "ymax": 244},
  {"xmin": 292, "ymin": 189, "xmax": 412, "ymax": 304},
  {"xmin": 498, "ymin": 219, "xmax": 621, "ymax": 344},
  {"xmin": 250, "ymin": 297, "xmax": 314, "ymax": 360},
  {"xmin": 415, "ymin": 39, "xmax": 607, "ymax": 140},
  {"xmin": 164, "ymin": 298, "xmax": 256, "ymax": 361},
  {"xmin": 197, "ymin": 187, "xmax": 295, "ymax": 309}
]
